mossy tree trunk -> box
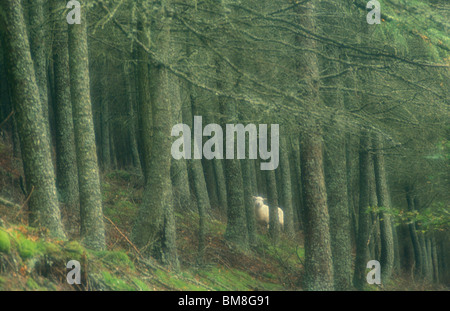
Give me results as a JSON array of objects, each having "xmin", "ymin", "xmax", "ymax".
[
  {"xmin": 169, "ymin": 72, "xmax": 191, "ymax": 211},
  {"xmin": 266, "ymin": 168, "xmax": 280, "ymax": 242},
  {"xmin": 241, "ymin": 159, "xmax": 257, "ymax": 246},
  {"xmin": 181, "ymin": 84, "xmax": 211, "ymax": 263},
  {"xmin": 406, "ymin": 187, "xmax": 422, "ymax": 277},
  {"xmin": 321, "ymin": 51, "xmax": 352, "ymax": 289},
  {"xmin": 68, "ymin": 4, "xmax": 105, "ymax": 251},
  {"xmin": 414, "ymin": 197, "xmax": 432, "ymax": 280},
  {"xmin": 135, "ymin": 16, "xmax": 152, "ymax": 180},
  {"xmin": 295, "ymin": 1, "xmax": 334, "ymax": 291},
  {"xmin": 132, "ymin": 5, "xmax": 179, "ymax": 269},
  {"xmin": 290, "ymin": 136, "xmax": 304, "ymax": 229},
  {"xmin": 124, "ymin": 64, "xmax": 141, "ymax": 172},
  {"xmin": 354, "ymin": 131, "xmax": 372, "ymax": 289},
  {"xmin": 214, "ymin": 159, "xmax": 228, "ymax": 211},
  {"xmin": 324, "ymin": 134, "xmax": 352, "ymax": 290},
  {"xmin": 99, "ymin": 60, "xmax": 111, "ymax": 171},
  {"xmin": 216, "ymin": 54, "xmax": 248, "ymax": 249},
  {"xmin": 279, "ymin": 136, "xmax": 295, "ymax": 238},
  {"xmin": 300, "ymin": 132, "xmax": 334, "ymax": 291},
  {"xmin": 27, "ymin": 0, "xmax": 51, "ymax": 141},
  {"xmin": 51, "ymin": 0, "xmax": 79, "ymax": 212},
  {"xmin": 1, "ymin": 0, "xmax": 65, "ymax": 239},
  {"xmin": 373, "ymin": 133, "xmax": 395, "ymax": 284}
]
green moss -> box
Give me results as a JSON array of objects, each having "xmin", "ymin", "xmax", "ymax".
[
  {"xmin": 101, "ymin": 271, "xmax": 135, "ymax": 291},
  {"xmin": 26, "ymin": 277, "xmax": 40, "ymax": 290},
  {"xmin": 132, "ymin": 278, "xmax": 151, "ymax": 291},
  {"xmin": 18, "ymin": 239, "xmax": 39, "ymax": 259},
  {"xmin": 153, "ymin": 268, "xmax": 202, "ymax": 290},
  {"xmin": 44, "ymin": 241, "xmax": 61, "ymax": 255},
  {"xmin": 65, "ymin": 241, "xmax": 82, "ymax": 251},
  {"xmin": 92, "ymin": 250, "xmax": 135, "ymax": 270},
  {"xmin": 0, "ymin": 230, "xmax": 11, "ymax": 254}
]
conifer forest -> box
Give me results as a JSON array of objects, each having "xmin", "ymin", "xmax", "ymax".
[{"xmin": 0, "ymin": 0, "xmax": 448, "ymax": 292}]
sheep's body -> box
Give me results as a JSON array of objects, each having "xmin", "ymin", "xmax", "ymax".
[
  {"xmin": 253, "ymin": 196, "xmax": 269, "ymax": 228},
  {"xmin": 252, "ymin": 196, "xmax": 284, "ymax": 230}
]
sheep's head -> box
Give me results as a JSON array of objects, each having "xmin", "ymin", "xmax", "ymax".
[{"xmin": 252, "ymin": 196, "xmax": 265, "ymax": 206}]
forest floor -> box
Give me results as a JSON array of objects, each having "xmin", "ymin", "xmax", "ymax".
[{"xmin": 0, "ymin": 138, "xmax": 446, "ymax": 291}]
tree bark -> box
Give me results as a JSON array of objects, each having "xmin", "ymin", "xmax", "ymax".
[
  {"xmin": 279, "ymin": 136, "xmax": 295, "ymax": 238},
  {"xmin": 169, "ymin": 72, "xmax": 191, "ymax": 210},
  {"xmin": 52, "ymin": 0, "xmax": 79, "ymax": 211},
  {"xmin": 294, "ymin": 1, "xmax": 334, "ymax": 291},
  {"xmin": 68, "ymin": 4, "xmax": 105, "ymax": 250},
  {"xmin": 131, "ymin": 6, "xmax": 179, "ymax": 268},
  {"xmin": 406, "ymin": 187, "xmax": 422, "ymax": 277},
  {"xmin": 373, "ymin": 133, "xmax": 395, "ymax": 283},
  {"xmin": 300, "ymin": 132, "xmax": 334, "ymax": 291},
  {"xmin": 1, "ymin": 0, "xmax": 65, "ymax": 239},
  {"xmin": 100, "ymin": 61, "xmax": 111, "ymax": 171},
  {"xmin": 28, "ymin": 0, "xmax": 51, "ymax": 141},
  {"xmin": 266, "ymin": 168, "xmax": 280, "ymax": 242},
  {"xmin": 354, "ymin": 131, "xmax": 372, "ymax": 289}
]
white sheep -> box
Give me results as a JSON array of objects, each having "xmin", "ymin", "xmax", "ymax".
[
  {"xmin": 252, "ymin": 196, "xmax": 269, "ymax": 228},
  {"xmin": 252, "ymin": 196, "xmax": 284, "ymax": 230}
]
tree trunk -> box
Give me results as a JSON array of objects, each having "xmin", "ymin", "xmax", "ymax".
[
  {"xmin": 431, "ymin": 236, "xmax": 439, "ymax": 283},
  {"xmin": 52, "ymin": 0, "xmax": 79, "ymax": 212},
  {"xmin": 300, "ymin": 132, "xmax": 334, "ymax": 291},
  {"xmin": 220, "ymin": 105, "xmax": 248, "ymax": 249},
  {"xmin": 291, "ymin": 136, "xmax": 304, "ymax": 229},
  {"xmin": 181, "ymin": 86, "xmax": 211, "ymax": 263},
  {"xmin": 68, "ymin": 4, "xmax": 105, "ymax": 250},
  {"xmin": 100, "ymin": 60, "xmax": 111, "ymax": 171},
  {"xmin": 295, "ymin": 1, "xmax": 333, "ymax": 291},
  {"xmin": 373, "ymin": 133, "xmax": 395, "ymax": 284},
  {"xmin": 213, "ymin": 159, "xmax": 228, "ymax": 212},
  {"xmin": 28, "ymin": 0, "xmax": 51, "ymax": 141},
  {"xmin": 279, "ymin": 136, "xmax": 295, "ymax": 238},
  {"xmin": 124, "ymin": 64, "xmax": 142, "ymax": 172},
  {"xmin": 131, "ymin": 7, "xmax": 179, "ymax": 268},
  {"xmin": 266, "ymin": 168, "xmax": 280, "ymax": 242},
  {"xmin": 354, "ymin": 131, "xmax": 372, "ymax": 289},
  {"xmin": 216, "ymin": 53, "xmax": 248, "ymax": 249},
  {"xmin": 135, "ymin": 17, "xmax": 152, "ymax": 180},
  {"xmin": 241, "ymin": 159, "xmax": 257, "ymax": 246},
  {"xmin": 1, "ymin": 0, "xmax": 65, "ymax": 239},
  {"xmin": 406, "ymin": 187, "xmax": 422, "ymax": 277},
  {"xmin": 169, "ymin": 72, "xmax": 191, "ymax": 210},
  {"xmin": 324, "ymin": 132, "xmax": 352, "ymax": 290}
]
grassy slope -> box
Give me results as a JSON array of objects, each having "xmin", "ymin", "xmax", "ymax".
[
  {"xmin": 1, "ymin": 141, "xmax": 447, "ymax": 291},
  {"xmin": 0, "ymin": 141, "xmax": 305, "ymax": 290}
]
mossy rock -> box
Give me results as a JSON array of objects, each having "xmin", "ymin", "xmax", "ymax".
[{"xmin": 0, "ymin": 230, "xmax": 11, "ymax": 254}]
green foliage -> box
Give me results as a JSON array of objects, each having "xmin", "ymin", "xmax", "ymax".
[
  {"xmin": 92, "ymin": 250, "xmax": 135, "ymax": 270},
  {"xmin": 17, "ymin": 239, "xmax": 40, "ymax": 259},
  {"xmin": 26, "ymin": 277, "xmax": 40, "ymax": 290},
  {"xmin": 101, "ymin": 271, "xmax": 135, "ymax": 291},
  {"xmin": 0, "ymin": 230, "xmax": 11, "ymax": 254},
  {"xmin": 370, "ymin": 204, "xmax": 450, "ymax": 233},
  {"xmin": 132, "ymin": 277, "xmax": 151, "ymax": 291}
]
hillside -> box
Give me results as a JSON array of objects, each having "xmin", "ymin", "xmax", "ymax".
[{"xmin": 0, "ymin": 137, "xmax": 447, "ymax": 291}]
